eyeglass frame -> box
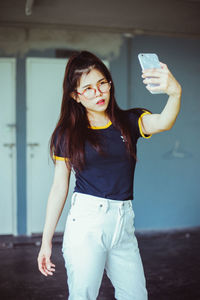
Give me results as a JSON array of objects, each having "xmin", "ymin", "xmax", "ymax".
[{"xmin": 75, "ymin": 80, "xmax": 112, "ymax": 99}]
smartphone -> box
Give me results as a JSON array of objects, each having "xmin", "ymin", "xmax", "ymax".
[{"xmin": 138, "ymin": 53, "xmax": 164, "ymax": 94}]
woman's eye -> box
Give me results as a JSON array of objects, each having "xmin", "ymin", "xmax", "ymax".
[
  {"xmin": 85, "ymin": 87, "xmax": 92, "ymax": 91},
  {"xmin": 99, "ymin": 81, "xmax": 107, "ymax": 87}
]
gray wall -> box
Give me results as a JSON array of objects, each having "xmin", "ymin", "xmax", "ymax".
[{"xmin": 1, "ymin": 35, "xmax": 200, "ymax": 234}]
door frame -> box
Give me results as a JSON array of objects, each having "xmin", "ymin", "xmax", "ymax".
[{"xmin": 0, "ymin": 58, "xmax": 17, "ymax": 235}]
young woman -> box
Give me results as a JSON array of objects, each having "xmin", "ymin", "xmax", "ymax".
[{"xmin": 37, "ymin": 51, "xmax": 181, "ymax": 300}]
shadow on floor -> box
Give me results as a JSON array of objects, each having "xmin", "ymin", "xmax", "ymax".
[{"xmin": 0, "ymin": 227, "xmax": 200, "ymax": 300}]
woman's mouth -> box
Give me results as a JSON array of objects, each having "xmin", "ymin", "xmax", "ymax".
[{"xmin": 96, "ymin": 99, "xmax": 105, "ymax": 105}]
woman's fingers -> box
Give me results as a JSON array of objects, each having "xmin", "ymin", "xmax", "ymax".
[
  {"xmin": 160, "ymin": 62, "xmax": 169, "ymax": 70},
  {"xmin": 38, "ymin": 252, "xmax": 56, "ymax": 276},
  {"xmin": 143, "ymin": 77, "xmax": 161, "ymax": 84},
  {"xmin": 146, "ymin": 84, "xmax": 163, "ymax": 92},
  {"xmin": 142, "ymin": 71, "xmax": 161, "ymax": 78},
  {"xmin": 142, "ymin": 63, "xmax": 169, "ymax": 78},
  {"xmin": 142, "ymin": 67, "xmax": 170, "ymax": 93},
  {"xmin": 141, "ymin": 63, "xmax": 181, "ymax": 96},
  {"xmin": 43, "ymin": 257, "xmax": 56, "ymax": 276},
  {"xmin": 38, "ymin": 255, "xmax": 48, "ymax": 276},
  {"xmin": 46, "ymin": 261, "xmax": 56, "ymax": 274}
]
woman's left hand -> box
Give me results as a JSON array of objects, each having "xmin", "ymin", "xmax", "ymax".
[{"xmin": 142, "ymin": 63, "xmax": 182, "ymax": 97}]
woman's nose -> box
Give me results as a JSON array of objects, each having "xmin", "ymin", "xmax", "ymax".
[{"xmin": 95, "ymin": 87, "xmax": 103, "ymax": 96}]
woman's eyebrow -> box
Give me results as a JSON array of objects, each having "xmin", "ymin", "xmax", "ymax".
[{"xmin": 81, "ymin": 77, "xmax": 105, "ymax": 89}]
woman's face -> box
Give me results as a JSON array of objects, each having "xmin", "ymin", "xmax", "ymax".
[{"xmin": 74, "ymin": 68, "xmax": 111, "ymax": 115}]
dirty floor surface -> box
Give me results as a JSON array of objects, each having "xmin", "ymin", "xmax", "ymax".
[{"xmin": 0, "ymin": 227, "xmax": 200, "ymax": 300}]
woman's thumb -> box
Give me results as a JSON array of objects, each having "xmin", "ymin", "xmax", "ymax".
[{"xmin": 45, "ymin": 256, "xmax": 51, "ymax": 269}]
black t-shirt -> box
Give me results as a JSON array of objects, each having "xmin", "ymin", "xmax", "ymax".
[{"xmin": 53, "ymin": 108, "xmax": 151, "ymax": 200}]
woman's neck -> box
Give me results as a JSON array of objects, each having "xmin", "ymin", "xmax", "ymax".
[{"xmin": 87, "ymin": 111, "xmax": 110, "ymax": 127}]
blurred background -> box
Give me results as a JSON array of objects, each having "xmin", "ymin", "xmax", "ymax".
[{"xmin": 0, "ymin": 0, "xmax": 200, "ymax": 237}]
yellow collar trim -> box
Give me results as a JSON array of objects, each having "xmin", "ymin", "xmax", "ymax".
[{"xmin": 89, "ymin": 120, "xmax": 112, "ymax": 130}]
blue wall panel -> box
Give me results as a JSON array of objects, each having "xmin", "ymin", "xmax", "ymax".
[
  {"xmin": 110, "ymin": 38, "xmax": 129, "ymax": 110},
  {"xmin": 129, "ymin": 36, "xmax": 200, "ymax": 229}
]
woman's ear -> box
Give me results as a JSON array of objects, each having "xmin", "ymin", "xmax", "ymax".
[{"xmin": 70, "ymin": 92, "xmax": 81, "ymax": 103}]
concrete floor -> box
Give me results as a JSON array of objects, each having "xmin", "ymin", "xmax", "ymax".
[{"xmin": 0, "ymin": 227, "xmax": 200, "ymax": 300}]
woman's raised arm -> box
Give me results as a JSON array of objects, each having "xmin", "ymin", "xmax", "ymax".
[{"xmin": 140, "ymin": 62, "xmax": 182, "ymax": 135}]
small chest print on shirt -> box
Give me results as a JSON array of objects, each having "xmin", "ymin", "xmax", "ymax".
[{"xmin": 120, "ymin": 135, "xmax": 126, "ymax": 142}]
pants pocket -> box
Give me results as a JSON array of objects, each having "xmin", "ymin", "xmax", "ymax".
[
  {"xmin": 124, "ymin": 208, "xmax": 136, "ymax": 237},
  {"xmin": 62, "ymin": 207, "xmax": 101, "ymax": 252}
]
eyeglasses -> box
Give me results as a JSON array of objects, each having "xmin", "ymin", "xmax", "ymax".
[{"xmin": 76, "ymin": 80, "xmax": 111, "ymax": 100}]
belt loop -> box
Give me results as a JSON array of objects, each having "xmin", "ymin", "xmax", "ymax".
[
  {"xmin": 120, "ymin": 206, "xmax": 122, "ymax": 216},
  {"xmin": 118, "ymin": 201, "xmax": 124, "ymax": 216},
  {"xmin": 119, "ymin": 205, "xmax": 124, "ymax": 216},
  {"xmin": 105, "ymin": 199, "xmax": 110, "ymax": 213},
  {"xmin": 71, "ymin": 192, "xmax": 77, "ymax": 206}
]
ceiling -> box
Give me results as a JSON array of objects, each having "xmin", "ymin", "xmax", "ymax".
[{"xmin": 0, "ymin": 0, "xmax": 200, "ymax": 38}]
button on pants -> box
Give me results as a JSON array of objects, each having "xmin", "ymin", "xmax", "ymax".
[{"xmin": 62, "ymin": 192, "xmax": 148, "ymax": 300}]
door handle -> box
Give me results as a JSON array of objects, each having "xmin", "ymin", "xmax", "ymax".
[
  {"xmin": 27, "ymin": 143, "xmax": 39, "ymax": 147},
  {"xmin": 27, "ymin": 143, "xmax": 39, "ymax": 158},
  {"xmin": 6, "ymin": 124, "xmax": 16, "ymax": 129},
  {"xmin": 3, "ymin": 143, "xmax": 15, "ymax": 148}
]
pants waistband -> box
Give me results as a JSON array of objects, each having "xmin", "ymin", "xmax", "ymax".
[{"xmin": 71, "ymin": 192, "xmax": 133, "ymax": 213}]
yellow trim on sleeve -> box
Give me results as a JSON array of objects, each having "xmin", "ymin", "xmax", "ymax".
[
  {"xmin": 53, "ymin": 155, "xmax": 68, "ymax": 161},
  {"xmin": 138, "ymin": 111, "xmax": 152, "ymax": 139},
  {"xmin": 90, "ymin": 120, "xmax": 112, "ymax": 130}
]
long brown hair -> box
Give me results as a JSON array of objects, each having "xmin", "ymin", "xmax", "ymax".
[{"xmin": 50, "ymin": 51, "xmax": 136, "ymax": 172}]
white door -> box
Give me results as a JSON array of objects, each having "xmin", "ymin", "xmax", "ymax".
[
  {"xmin": 26, "ymin": 58, "xmax": 76, "ymax": 235},
  {"xmin": 0, "ymin": 58, "xmax": 17, "ymax": 235}
]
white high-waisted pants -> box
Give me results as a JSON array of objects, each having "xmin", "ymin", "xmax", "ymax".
[{"xmin": 62, "ymin": 192, "xmax": 148, "ymax": 300}]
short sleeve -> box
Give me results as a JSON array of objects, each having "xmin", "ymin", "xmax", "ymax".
[
  {"xmin": 127, "ymin": 108, "xmax": 152, "ymax": 140},
  {"xmin": 52, "ymin": 128, "xmax": 68, "ymax": 161}
]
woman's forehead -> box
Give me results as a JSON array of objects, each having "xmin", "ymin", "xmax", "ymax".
[{"xmin": 79, "ymin": 69, "xmax": 105, "ymax": 88}]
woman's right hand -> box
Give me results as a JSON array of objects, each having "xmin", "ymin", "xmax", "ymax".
[{"xmin": 37, "ymin": 242, "xmax": 56, "ymax": 276}]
